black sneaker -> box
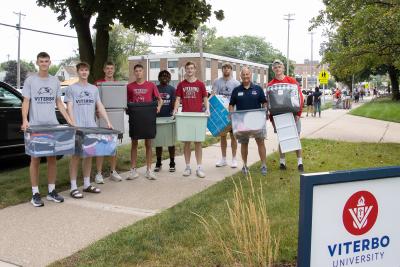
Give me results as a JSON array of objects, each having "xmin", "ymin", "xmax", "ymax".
[
  {"xmin": 169, "ymin": 162, "xmax": 176, "ymax": 172},
  {"xmin": 31, "ymin": 193, "xmax": 44, "ymax": 207},
  {"xmin": 154, "ymin": 163, "xmax": 162, "ymax": 172},
  {"xmin": 47, "ymin": 189, "xmax": 64, "ymax": 203},
  {"xmin": 279, "ymin": 163, "xmax": 287, "ymax": 170},
  {"xmin": 298, "ymin": 164, "xmax": 304, "ymax": 172}
]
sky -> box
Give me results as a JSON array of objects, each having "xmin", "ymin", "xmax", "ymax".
[{"xmin": 0, "ymin": 0, "xmax": 326, "ymax": 65}]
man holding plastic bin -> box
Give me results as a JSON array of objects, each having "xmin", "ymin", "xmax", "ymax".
[
  {"xmin": 65, "ymin": 62, "xmax": 113, "ymax": 198},
  {"xmin": 212, "ymin": 62, "xmax": 240, "ymax": 168},
  {"xmin": 228, "ymin": 66, "xmax": 268, "ymax": 176},
  {"xmin": 94, "ymin": 61, "xmax": 123, "ymax": 183},
  {"xmin": 21, "ymin": 52, "xmax": 74, "ymax": 207},
  {"xmin": 173, "ymin": 61, "xmax": 210, "ymax": 178},
  {"xmin": 154, "ymin": 70, "xmax": 176, "ymax": 172},
  {"xmin": 268, "ymin": 59, "xmax": 304, "ymax": 172},
  {"xmin": 127, "ymin": 64, "xmax": 163, "ymax": 180}
]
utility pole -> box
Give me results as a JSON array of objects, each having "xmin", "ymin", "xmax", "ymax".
[
  {"xmin": 197, "ymin": 26, "xmax": 204, "ymax": 81},
  {"xmin": 309, "ymin": 32, "xmax": 314, "ymax": 89},
  {"xmin": 6, "ymin": 54, "xmax": 10, "ymax": 62},
  {"xmin": 14, "ymin": 11, "xmax": 26, "ymax": 89},
  {"xmin": 284, "ymin": 13, "xmax": 295, "ymax": 76}
]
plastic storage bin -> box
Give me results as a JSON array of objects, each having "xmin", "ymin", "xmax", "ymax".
[
  {"xmin": 153, "ymin": 117, "xmax": 176, "ymax": 147},
  {"xmin": 207, "ymin": 95, "xmax": 231, "ymax": 136},
  {"xmin": 97, "ymin": 81, "xmax": 128, "ymax": 109},
  {"xmin": 231, "ymin": 108, "xmax": 267, "ymax": 138},
  {"xmin": 127, "ymin": 101, "xmax": 157, "ymax": 139},
  {"xmin": 273, "ymin": 113, "xmax": 301, "ymax": 153},
  {"xmin": 175, "ymin": 112, "xmax": 208, "ymax": 142},
  {"xmin": 24, "ymin": 125, "xmax": 75, "ymax": 157},
  {"xmin": 267, "ymin": 83, "xmax": 300, "ymax": 115},
  {"xmin": 97, "ymin": 108, "xmax": 125, "ymax": 136},
  {"xmin": 75, "ymin": 127, "xmax": 121, "ymax": 157}
]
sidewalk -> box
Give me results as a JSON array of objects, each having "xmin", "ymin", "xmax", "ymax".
[{"xmin": 0, "ymin": 102, "xmax": 399, "ymax": 267}]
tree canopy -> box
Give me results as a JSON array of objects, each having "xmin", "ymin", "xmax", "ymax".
[
  {"xmin": 2, "ymin": 60, "xmax": 36, "ymax": 87},
  {"xmin": 311, "ymin": 0, "xmax": 400, "ymax": 99},
  {"xmin": 37, "ymin": 0, "xmax": 223, "ymax": 81}
]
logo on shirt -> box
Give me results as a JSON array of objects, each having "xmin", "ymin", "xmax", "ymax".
[
  {"xmin": 183, "ymin": 86, "xmax": 199, "ymax": 99},
  {"xmin": 34, "ymin": 87, "xmax": 55, "ymax": 104},
  {"xmin": 38, "ymin": 87, "xmax": 53, "ymax": 95},
  {"xmin": 76, "ymin": 90, "xmax": 95, "ymax": 105},
  {"xmin": 252, "ymin": 90, "xmax": 258, "ymax": 96}
]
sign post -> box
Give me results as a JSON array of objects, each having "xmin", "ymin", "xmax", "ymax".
[
  {"xmin": 319, "ymin": 70, "xmax": 329, "ymax": 103},
  {"xmin": 297, "ymin": 166, "xmax": 400, "ymax": 267}
]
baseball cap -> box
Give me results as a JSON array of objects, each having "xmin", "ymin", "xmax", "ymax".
[
  {"xmin": 272, "ymin": 59, "xmax": 284, "ymax": 66},
  {"xmin": 222, "ymin": 62, "xmax": 233, "ymax": 69}
]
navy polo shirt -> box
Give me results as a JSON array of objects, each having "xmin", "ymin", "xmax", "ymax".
[{"xmin": 229, "ymin": 83, "xmax": 267, "ymax": 111}]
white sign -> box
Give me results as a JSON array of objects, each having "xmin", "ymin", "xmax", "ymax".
[{"xmin": 298, "ymin": 167, "xmax": 400, "ymax": 267}]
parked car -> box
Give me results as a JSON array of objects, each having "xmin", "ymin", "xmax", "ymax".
[{"xmin": 0, "ymin": 81, "xmax": 66, "ymax": 160}]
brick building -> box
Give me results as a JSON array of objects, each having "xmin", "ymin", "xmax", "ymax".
[
  {"xmin": 294, "ymin": 59, "xmax": 330, "ymax": 89},
  {"xmin": 128, "ymin": 53, "xmax": 269, "ymax": 89}
]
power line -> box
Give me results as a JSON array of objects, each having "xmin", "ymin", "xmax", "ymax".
[{"xmin": 0, "ymin": 22, "xmax": 78, "ymax": 39}]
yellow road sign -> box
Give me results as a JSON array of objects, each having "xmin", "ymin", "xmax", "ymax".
[{"xmin": 319, "ymin": 70, "xmax": 329, "ymax": 85}]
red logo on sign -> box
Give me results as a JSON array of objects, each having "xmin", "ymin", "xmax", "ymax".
[{"xmin": 343, "ymin": 191, "xmax": 378, "ymax": 236}]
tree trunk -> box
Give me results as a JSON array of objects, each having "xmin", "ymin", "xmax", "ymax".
[
  {"xmin": 387, "ymin": 65, "xmax": 400, "ymax": 100},
  {"xmin": 66, "ymin": 1, "xmax": 94, "ymax": 71},
  {"xmin": 92, "ymin": 25, "xmax": 110, "ymax": 82}
]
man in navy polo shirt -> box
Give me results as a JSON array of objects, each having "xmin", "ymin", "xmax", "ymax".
[{"xmin": 229, "ymin": 67, "xmax": 268, "ymax": 176}]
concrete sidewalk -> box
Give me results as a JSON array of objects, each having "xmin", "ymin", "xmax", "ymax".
[{"xmin": 1, "ymin": 102, "xmax": 399, "ymax": 267}]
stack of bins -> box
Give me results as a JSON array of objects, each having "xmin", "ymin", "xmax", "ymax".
[
  {"xmin": 97, "ymin": 81, "xmax": 128, "ymax": 139},
  {"xmin": 24, "ymin": 125, "xmax": 76, "ymax": 157},
  {"xmin": 175, "ymin": 112, "xmax": 208, "ymax": 142},
  {"xmin": 272, "ymin": 113, "xmax": 301, "ymax": 153},
  {"xmin": 152, "ymin": 117, "xmax": 176, "ymax": 147},
  {"xmin": 231, "ymin": 108, "xmax": 267, "ymax": 139},
  {"xmin": 127, "ymin": 101, "xmax": 157, "ymax": 140},
  {"xmin": 207, "ymin": 95, "xmax": 231, "ymax": 136},
  {"xmin": 75, "ymin": 127, "xmax": 121, "ymax": 157}
]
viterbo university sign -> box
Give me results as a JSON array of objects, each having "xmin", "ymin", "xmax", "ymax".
[{"xmin": 297, "ymin": 167, "xmax": 400, "ymax": 267}]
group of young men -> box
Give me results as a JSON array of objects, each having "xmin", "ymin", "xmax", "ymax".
[{"xmin": 21, "ymin": 52, "xmax": 303, "ymax": 207}]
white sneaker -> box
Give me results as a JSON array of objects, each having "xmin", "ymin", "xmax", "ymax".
[
  {"xmin": 145, "ymin": 170, "xmax": 157, "ymax": 180},
  {"xmin": 215, "ymin": 158, "xmax": 227, "ymax": 167},
  {"xmin": 127, "ymin": 168, "xmax": 139, "ymax": 180},
  {"xmin": 183, "ymin": 167, "xmax": 192, "ymax": 177},
  {"xmin": 95, "ymin": 173, "xmax": 104, "ymax": 184},
  {"xmin": 231, "ymin": 159, "xmax": 238, "ymax": 168},
  {"xmin": 196, "ymin": 169, "xmax": 206, "ymax": 178},
  {"xmin": 110, "ymin": 171, "xmax": 122, "ymax": 182}
]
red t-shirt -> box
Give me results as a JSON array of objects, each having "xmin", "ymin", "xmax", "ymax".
[
  {"xmin": 94, "ymin": 78, "xmax": 115, "ymax": 87},
  {"xmin": 176, "ymin": 79, "xmax": 207, "ymax": 112},
  {"xmin": 267, "ymin": 76, "xmax": 304, "ymax": 117},
  {"xmin": 127, "ymin": 81, "xmax": 160, "ymax": 103}
]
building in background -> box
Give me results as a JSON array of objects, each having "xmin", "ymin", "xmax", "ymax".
[
  {"xmin": 294, "ymin": 59, "xmax": 329, "ymax": 89},
  {"xmin": 55, "ymin": 65, "xmax": 78, "ymax": 82},
  {"xmin": 128, "ymin": 53, "xmax": 269, "ymax": 90}
]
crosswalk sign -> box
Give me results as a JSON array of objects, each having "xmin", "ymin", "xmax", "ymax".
[{"xmin": 319, "ymin": 70, "xmax": 329, "ymax": 85}]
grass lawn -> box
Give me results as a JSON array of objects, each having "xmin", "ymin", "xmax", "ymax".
[
  {"xmin": 52, "ymin": 139, "xmax": 400, "ymax": 267},
  {"xmin": 350, "ymin": 97, "xmax": 400, "ymax": 122},
  {"xmin": 0, "ymin": 136, "xmax": 219, "ymax": 209}
]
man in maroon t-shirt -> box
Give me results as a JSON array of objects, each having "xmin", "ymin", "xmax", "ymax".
[
  {"xmin": 173, "ymin": 61, "xmax": 209, "ymax": 178},
  {"xmin": 127, "ymin": 64, "xmax": 163, "ymax": 180},
  {"xmin": 94, "ymin": 61, "xmax": 123, "ymax": 184}
]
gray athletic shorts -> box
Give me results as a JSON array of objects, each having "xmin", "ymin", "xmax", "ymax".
[{"xmin": 237, "ymin": 129, "xmax": 267, "ymax": 144}]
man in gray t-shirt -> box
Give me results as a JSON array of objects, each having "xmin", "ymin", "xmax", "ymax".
[
  {"xmin": 65, "ymin": 62, "xmax": 112, "ymax": 199},
  {"xmin": 21, "ymin": 52, "xmax": 73, "ymax": 207},
  {"xmin": 64, "ymin": 83, "xmax": 100, "ymax": 127},
  {"xmin": 212, "ymin": 62, "xmax": 240, "ymax": 168}
]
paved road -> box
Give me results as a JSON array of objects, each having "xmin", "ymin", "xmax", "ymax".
[{"xmin": 0, "ymin": 101, "xmax": 399, "ymax": 267}]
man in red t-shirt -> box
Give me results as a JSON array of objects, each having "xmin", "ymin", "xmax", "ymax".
[
  {"xmin": 173, "ymin": 61, "xmax": 209, "ymax": 178},
  {"xmin": 94, "ymin": 61, "xmax": 123, "ymax": 184},
  {"xmin": 127, "ymin": 64, "xmax": 163, "ymax": 180},
  {"xmin": 268, "ymin": 59, "xmax": 305, "ymax": 172}
]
